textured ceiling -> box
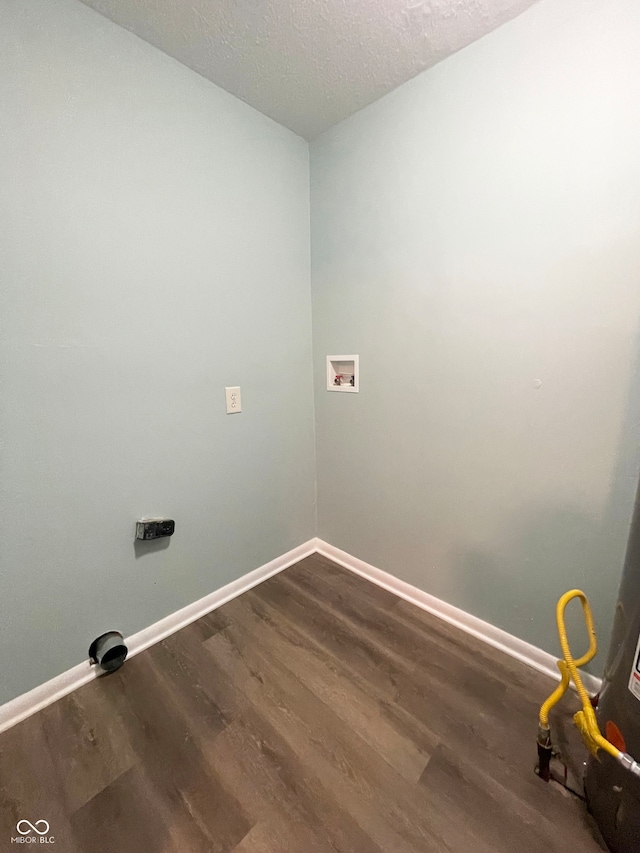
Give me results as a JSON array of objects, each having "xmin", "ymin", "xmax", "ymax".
[{"xmin": 80, "ymin": 0, "xmax": 539, "ymax": 139}]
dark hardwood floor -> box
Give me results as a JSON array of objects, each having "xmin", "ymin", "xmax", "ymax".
[{"xmin": 0, "ymin": 554, "xmax": 606, "ymax": 852}]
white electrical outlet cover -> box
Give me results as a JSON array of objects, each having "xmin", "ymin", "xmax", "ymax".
[{"xmin": 225, "ymin": 386, "xmax": 242, "ymax": 414}]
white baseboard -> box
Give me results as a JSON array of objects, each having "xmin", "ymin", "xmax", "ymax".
[
  {"xmin": 1, "ymin": 535, "xmax": 602, "ymax": 735},
  {"xmin": 315, "ymin": 539, "xmax": 603, "ymax": 696},
  {"xmin": 0, "ymin": 539, "xmax": 317, "ymax": 735}
]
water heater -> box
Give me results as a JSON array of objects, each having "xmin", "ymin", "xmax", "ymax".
[{"xmin": 585, "ymin": 486, "xmax": 640, "ymax": 850}]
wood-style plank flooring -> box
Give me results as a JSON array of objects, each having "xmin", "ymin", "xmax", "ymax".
[{"xmin": 0, "ymin": 554, "xmax": 606, "ymax": 852}]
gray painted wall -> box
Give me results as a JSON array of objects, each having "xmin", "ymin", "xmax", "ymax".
[
  {"xmin": 0, "ymin": 0, "xmax": 316, "ymax": 705},
  {"xmin": 311, "ymin": 0, "xmax": 640, "ymax": 668},
  {"xmin": 2, "ymin": 0, "xmax": 639, "ymax": 706}
]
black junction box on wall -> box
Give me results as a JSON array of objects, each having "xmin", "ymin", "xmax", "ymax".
[{"xmin": 136, "ymin": 518, "xmax": 175, "ymax": 540}]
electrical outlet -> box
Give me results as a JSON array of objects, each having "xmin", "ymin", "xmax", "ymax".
[
  {"xmin": 136, "ymin": 518, "xmax": 175, "ymax": 540},
  {"xmin": 225, "ymin": 386, "xmax": 242, "ymax": 414}
]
